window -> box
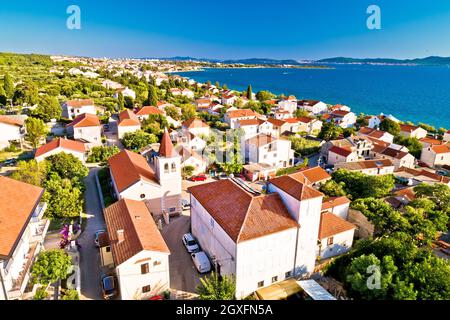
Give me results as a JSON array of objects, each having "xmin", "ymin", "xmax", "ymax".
[
  {"xmin": 153, "ymin": 260, "xmax": 161, "ymax": 266},
  {"xmin": 327, "ymin": 237, "xmax": 334, "ymax": 246},
  {"xmin": 141, "ymin": 263, "xmax": 149, "ymax": 274},
  {"xmin": 106, "ymin": 246, "xmax": 111, "ymax": 253},
  {"xmin": 272, "ymin": 276, "xmax": 278, "ymax": 283},
  {"xmin": 142, "ymin": 285, "xmax": 151, "ymax": 293},
  {"xmin": 164, "ymin": 163, "xmax": 169, "ymax": 173},
  {"xmin": 169, "ymin": 207, "xmax": 176, "ymax": 213},
  {"xmin": 285, "ymin": 271, "xmax": 292, "ymax": 279},
  {"xmin": 171, "ymin": 162, "xmax": 176, "ymax": 172},
  {"xmin": 140, "ymin": 194, "xmax": 146, "ymax": 199},
  {"xmin": 257, "ymin": 281, "xmax": 264, "ymax": 288}
]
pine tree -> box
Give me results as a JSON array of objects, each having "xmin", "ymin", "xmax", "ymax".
[
  {"xmin": 147, "ymin": 84, "xmax": 158, "ymax": 106},
  {"xmin": 118, "ymin": 92, "xmax": 125, "ymax": 111},
  {"xmin": 196, "ymin": 272, "xmax": 236, "ymax": 300},
  {"xmin": 246, "ymin": 85, "xmax": 252, "ymax": 100},
  {"xmin": 3, "ymin": 73, "xmax": 14, "ymax": 99}
]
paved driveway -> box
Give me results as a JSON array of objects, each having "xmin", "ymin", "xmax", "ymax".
[{"xmin": 78, "ymin": 167, "xmax": 106, "ymax": 300}]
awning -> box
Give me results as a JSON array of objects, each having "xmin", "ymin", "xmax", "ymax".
[
  {"xmin": 297, "ymin": 280, "xmax": 337, "ymax": 300},
  {"xmin": 255, "ymin": 279, "xmax": 302, "ymax": 300}
]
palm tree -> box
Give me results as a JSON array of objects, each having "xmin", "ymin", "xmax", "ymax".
[{"xmin": 196, "ymin": 272, "xmax": 236, "ymax": 300}]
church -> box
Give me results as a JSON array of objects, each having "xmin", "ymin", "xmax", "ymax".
[{"xmin": 108, "ymin": 130, "xmax": 183, "ymax": 217}]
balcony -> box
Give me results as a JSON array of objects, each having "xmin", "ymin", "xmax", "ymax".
[{"xmin": 8, "ymin": 243, "xmax": 39, "ymax": 299}]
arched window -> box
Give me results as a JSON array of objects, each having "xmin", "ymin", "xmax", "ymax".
[
  {"xmin": 171, "ymin": 162, "xmax": 176, "ymax": 172},
  {"xmin": 164, "ymin": 163, "xmax": 169, "ymax": 173}
]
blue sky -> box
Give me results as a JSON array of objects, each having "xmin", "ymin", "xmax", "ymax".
[{"xmin": 1, "ymin": 0, "xmax": 450, "ymax": 60}]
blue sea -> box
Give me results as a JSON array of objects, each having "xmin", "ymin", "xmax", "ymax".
[{"xmin": 175, "ymin": 65, "xmax": 450, "ymax": 129}]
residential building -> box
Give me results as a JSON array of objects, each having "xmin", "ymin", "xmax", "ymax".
[
  {"xmin": 420, "ymin": 144, "xmax": 450, "ymax": 168},
  {"xmin": 34, "ymin": 138, "xmax": 87, "ymax": 163},
  {"xmin": 278, "ymin": 97, "xmax": 297, "ymax": 114},
  {"xmin": 321, "ymin": 196, "xmax": 351, "ymax": 220},
  {"xmin": 394, "ymin": 167, "xmax": 450, "ymax": 186},
  {"xmin": 62, "ymin": 99, "xmax": 96, "ymax": 120},
  {"xmin": 66, "ymin": 113, "xmax": 102, "ymax": 147},
  {"xmin": 399, "ymin": 124, "xmax": 427, "ymax": 139},
  {"xmin": 103, "ymin": 199, "xmax": 170, "ymax": 300},
  {"xmin": 178, "ymin": 146, "xmax": 208, "ymax": 175},
  {"xmin": 245, "ymin": 134, "xmax": 295, "ymax": 169},
  {"xmin": 419, "ymin": 137, "xmax": 444, "ymax": 149},
  {"xmin": 298, "ymin": 100, "xmax": 328, "ymax": 115},
  {"xmin": 221, "ymin": 94, "xmax": 237, "ymax": 106},
  {"xmin": 224, "ymin": 109, "xmax": 259, "ymax": 129},
  {"xmin": 357, "ymin": 127, "xmax": 394, "ymax": 143},
  {"xmin": 135, "ymin": 106, "xmax": 165, "ymax": 122},
  {"xmin": 118, "ymin": 109, "xmax": 141, "ymax": 139},
  {"xmin": 372, "ymin": 147, "xmax": 416, "ymax": 170},
  {"xmin": 237, "ymin": 118, "xmax": 265, "ymax": 139},
  {"xmin": 321, "ymin": 136, "xmax": 373, "ymax": 164},
  {"xmin": 114, "ymin": 87, "xmax": 136, "ymax": 100},
  {"xmin": 444, "ymin": 130, "xmax": 450, "ymax": 143},
  {"xmin": 0, "ymin": 177, "xmax": 49, "ymax": 300},
  {"xmin": 181, "ymin": 89, "xmax": 194, "ymax": 99},
  {"xmin": 328, "ymin": 110, "xmax": 357, "ymax": 129},
  {"xmin": 296, "ymin": 117, "xmax": 323, "ymax": 135},
  {"xmin": 108, "ymin": 131, "xmax": 182, "ymax": 216},
  {"xmin": 327, "ymin": 145, "xmax": 359, "ymax": 165},
  {"xmin": 182, "ymin": 118, "xmax": 211, "ymax": 137},
  {"xmin": 0, "ymin": 115, "xmax": 26, "ymax": 149},
  {"xmin": 334, "ymin": 159, "xmax": 395, "ymax": 175}
]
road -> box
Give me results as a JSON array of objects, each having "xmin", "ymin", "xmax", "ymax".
[{"xmin": 78, "ymin": 167, "xmax": 106, "ymax": 300}]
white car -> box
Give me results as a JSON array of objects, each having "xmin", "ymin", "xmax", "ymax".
[
  {"xmin": 191, "ymin": 251, "xmax": 211, "ymax": 274},
  {"xmin": 182, "ymin": 233, "xmax": 199, "ymax": 253}
]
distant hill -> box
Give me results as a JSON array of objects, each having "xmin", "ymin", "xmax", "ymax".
[
  {"xmin": 150, "ymin": 56, "xmax": 301, "ymax": 65},
  {"xmin": 316, "ymin": 56, "xmax": 450, "ymax": 66}
]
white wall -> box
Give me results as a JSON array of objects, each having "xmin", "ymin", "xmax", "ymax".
[
  {"xmin": 0, "ymin": 123, "xmax": 24, "ymax": 142},
  {"xmin": 116, "ymin": 250, "xmax": 170, "ymax": 300},
  {"xmin": 317, "ymin": 229, "xmax": 355, "ymax": 260},
  {"xmin": 71, "ymin": 126, "xmax": 102, "ymax": 145},
  {"xmin": 118, "ymin": 125, "xmax": 141, "ymax": 139},
  {"xmin": 35, "ymin": 148, "xmax": 86, "ymax": 163}
]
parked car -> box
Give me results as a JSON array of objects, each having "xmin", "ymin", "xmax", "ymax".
[
  {"xmin": 94, "ymin": 229, "xmax": 106, "ymax": 247},
  {"xmin": 218, "ymin": 173, "xmax": 228, "ymax": 180},
  {"xmin": 191, "ymin": 251, "xmax": 212, "ymax": 274},
  {"xmin": 3, "ymin": 158, "xmax": 16, "ymax": 167},
  {"xmin": 181, "ymin": 199, "xmax": 190, "ymax": 210},
  {"xmin": 101, "ymin": 274, "xmax": 116, "ymax": 300},
  {"xmin": 148, "ymin": 295, "xmax": 164, "ymax": 300},
  {"xmin": 182, "ymin": 233, "xmax": 200, "ymax": 253},
  {"xmin": 191, "ymin": 174, "xmax": 207, "ymax": 182}
]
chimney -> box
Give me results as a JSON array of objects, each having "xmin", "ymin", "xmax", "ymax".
[{"xmin": 117, "ymin": 229, "xmax": 125, "ymax": 243}]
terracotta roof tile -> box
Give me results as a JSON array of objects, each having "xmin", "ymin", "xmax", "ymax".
[
  {"xmin": 67, "ymin": 113, "xmax": 101, "ymax": 128},
  {"xmin": 158, "ymin": 130, "xmax": 176, "ymax": 157},
  {"xmin": 104, "ymin": 199, "xmax": 169, "ymax": 266},
  {"xmin": 329, "ymin": 145, "xmax": 353, "ymax": 157},
  {"xmin": 430, "ymin": 144, "xmax": 450, "ymax": 154},
  {"xmin": 318, "ymin": 212, "xmax": 356, "ymax": 239},
  {"xmin": 269, "ymin": 175, "xmax": 323, "ymax": 201},
  {"xmin": 226, "ymin": 109, "xmax": 258, "ymax": 118},
  {"xmin": 293, "ymin": 167, "xmax": 332, "ymax": 185},
  {"xmin": 188, "ymin": 180, "xmax": 298, "ymax": 243},
  {"xmin": 135, "ymin": 106, "xmax": 164, "ymax": 116},
  {"xmin": 0, "ymin": 115, "xmax": 24, "ymax": 126},
  {"xmin": 321, "ymin": 196, "xmax": 351, "ymax": 211},
  {"xmin": 108, "ymin": 150, "xmax": 158, "ymax": 192},
  {"xmin": 246, "ymin": 134, "xmax": 275, "ymax": 147},
  {"xmin": 182, "ymin": 118, "xmax": 210, "ymax": 129},
  {"xmin": 118, "ymin": 109, "xmax": 140, "ymax": 127},
  {"xmin": 65, "ymin": 99, "xmax": 94, "ymax": 108},
  {"xmin": 0, "ymin": 177, "xmax": 44, "ymax": 258},
  {"xmin": 34, "ymin": 138, "xmax": 86, "ymax": 159}
]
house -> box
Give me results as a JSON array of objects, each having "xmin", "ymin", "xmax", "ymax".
[
  {"xmin": 114, "ymin": 87, "xmax": 136, "ymax": 100},
  {"xmin": 444, "ymin": 130, "xmax": 450, "ymax": 143},
  {"xmin": 103, "ymin": 199, "xmax": 170, "ymax": 300},
  {"xmin": 334, "ymin": 159, "xmax": 395, "ymax": 175},
  {"xmin": 237, "ymin": 118, "xmax": 265, "ymax": 139},
  {"xmin": 394, "ymin": 167, "xmax": 450, "ymax": 186},
  {"xmin": 181, "ymin": 89, "xmax": 194, "ymax": 99},
  {"xmin": 66, "ymin": 113, "xmax": 102, "ymax": 147},
  {"xmin": 102, "ymin": 79, "xmax": 123, "ymax": 90},
  {"xmin": 373, "ymin": 147, "xmax": 416, "ymax": 170},
  {"xmin": 135, "ymin": 106, "xmax": 164, "ymax": 122},
  {"xmin": 178, "ymin": 146, "xmax": 208, "ymax": 175},
  {"xmin": 108, "ymin": 131, "xmax": 182, "ymax": 217},
  {"xmin": 195, "ymin": 98, "xmax": 212, "ymax": 110},
  {"xmin": 178, "ymin": 132, "xmax": 207, "ymax": 151},
  {"xmin": 296, "ymin": 117, "xmax": 323, "ymax": 135},
  {"xmin": 316, "ymin": 212, "xmax": 356, "ymax": 260},
  {"xmin": 0, "ymin": 177, "xmax": 49, "ymax": 300},
  {"xmin": 118, "ymin": 109, "xmax": 141, "ymax": 139},
  {"xmin": 169, "ymin": 88, "xmax": 182, "ymax": 96},
  {"xmin": 224, "ymin": 109, "xmax": 259, "ymax": 129},
  {"xmin": 221, "ymin": 94, "xmax": 237, "ymax": 106},
  {"xmin": 328, "ymin": 110, "xmax": 357, "ymax": 129},
  {"xmin": 357, "ymin": 127, "xmax": 394, "ymax": 143},
  {"xmin": 298, "ymin": 100, "xmax": 328, "ymax": 115},
  {"xmin": 62, "ymin": 99, "xmax": 96, "ymax": 120},
  {"xmin": 278, "ymin": 97, "xmax": 297, "ymax": 114},
  {"xmin": 321, "ymin": 196, "xmax": 351, "ymax": 220},
  {"xmin": 420, "ymin": 144, "xmax": 450, "ymax": 168},
  {"xmin": 182, "ymin": 118, "xmax": 210, "ymax": 137},
  {"xmin": 292, "ymin": 166, "xmax": 332, "ymax": 187},
  {"xmin": 34, "ymin": 138, "xmax": 87, "ymax": 163},
  {"xmin": 0, "ymin": 115, "xmax": 26, "ymax": 149},
  {"xmin": 321, "ymin": 136, "xmax": 373, "ymax": 164},
  {"xmin": 273, "ymin": 110, "xmax": 292, "ymax": 120},
  {"xmin": 366, "ymin": 115, "xmax": 382, "ymax": 129},
  {"xmin": 266, "ymin": 118, "xmax": 290, "ymax": 137},
  {"xmin": 245, "ymin": 134, "xmax": 295, "ymax": 169},
  {"xmin": 327, "ymin": 145, "xmax": 359, "ymax": 165},
  {"xmin": 399, "ymin": 124, "xmax": 427, "ymax": 139},
  {"xmin": 419, "ymin": 137, "xmax": 444, "ymax": 149}
]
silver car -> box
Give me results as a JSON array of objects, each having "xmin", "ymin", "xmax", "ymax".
[{"xmin": 182, "ymin": 233, "xmax": 200, "ymax": 253}]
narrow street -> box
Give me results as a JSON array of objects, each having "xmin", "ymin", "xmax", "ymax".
[{"xmin": 78, "ymin": 167, "xmax": 106, "ymax": 300}]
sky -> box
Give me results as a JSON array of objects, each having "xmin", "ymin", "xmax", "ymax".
[{"xmin": 1, "ymin": 0, "xmax": 450, "ymax": 60}]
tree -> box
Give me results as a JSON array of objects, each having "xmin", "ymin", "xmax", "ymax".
[
  {"xmin": 215, "ymin": 81, "xmax": 220, "ymax": 88},
  {"xmin": 255, "ymin": 90, "xmax": 274, "ymax": 102},
  {"xmin": 33, "ymin": 95, "xmax": 62, "ymax": 121},
  {"xmin": 117, "ymin": 92, "xmax": 125, "ymax": 111},
  {"xmin": 318, "ymin": 122, "xmax": 342, "ymax": 141},
  {"xmin": 33, "ymin": 287, "xmax": 49, "ymax": 300},
  {"xmin": 294, "ymin": 109, "xmax": 309, "ymax": 118},
  {"xmin": 165, "ymin": 105, "xmax": 180, "ymax": 120},
  {"xmin": 246, "ymin": 85, "xmax": 252, "ymax": 100},
  {"xmin": 25, "ymin": 117, "xmax": 48, "ymax": 149},
  {"xmin": 319, "ymin": 180, "xmax": 347, "ymax": 198},
  {"xmin": 31, "ymin": 249, "xmax": 72, "ymax": 286},
  {"xmin": 288, "ymin": 136, "xmax": 321, "ymax": 157},
  {"xmin": 121, "ymin": 130, "xmax": 158, "ymax": 151},
  {"xmin": 0, "ymin": 83, "xmax": 6, "ymax": 105},
  {"xmin": 147, "ymin": 84, "xmax": 158, "ymax": 106},
  {"xmin": 12, "ymin": 81, "xmax": 38, "ymax": 106},
  {"xmin": 394, "ymin": 136, "xmax": 422, "ymax": 158},
  {"xmin": 196, "ymin": 272, "xmax": 235, "ymax": 300},
  {"xmin": 11, "ymin": 160, "xmax": 47, "ymax": 187},
  {"xmin": 379, "ymin": 118, "xmax": 401, "ymax": 136},
  {"xmin": 87, "ymin": 145, "xmax": 120, "ymax": 163},
  {"xmin": 182, "ymin": 165, "xmax": 195, "ymax": 179},
  {"xmin": 62, "ymin": 289, "xmax": 80, "ymax": 300},
  {"xmin": 346, "ymin": 254, "xmax": 397, "ymax": 300},
  {"xmin": 222, "ymin": 84, "xmax": 228, "ymax": 90},
  {"xmin": 3, "ymin": 73, "xmax": 14, "ymax": 99},
  {"xmin": 181, "ymin": 103, "xmax": 197, "ymax": 121},
  {"xmin": 42, "ymin": 174, "xmax": 83, "ymax": 218},
  {"xmin": 46, "ymin": 153, "xmax": 89, "ymax": 188},
  {"xmin": 124, "ymin": 95, "xmax": 134, "ymax": 109}
]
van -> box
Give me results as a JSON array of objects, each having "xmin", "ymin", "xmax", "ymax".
[{"xmin": 191, "ymin": 251, "xmax": 212, "ymax": 273}]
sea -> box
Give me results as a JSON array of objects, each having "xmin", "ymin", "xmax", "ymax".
[{"xmin": 175, "ymin": 64, "xmax": 450, "ymax": 129}]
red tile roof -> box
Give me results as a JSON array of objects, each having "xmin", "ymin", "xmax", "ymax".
[
  {"xmin": 226, "ymin": 109, "xmax": 258, "ymax": 119},
  {"xmin": 321, "ymin": 196, "xmax": 351, "ymax": 212},
  {"xmin": 118, "ymin": 109, "xmax": 140, "ymax": 127},
  {"xmin": 0, "ymin": 115, "xmax": 24, "ymax": 126},
  {"xmin": 188, "ymin": 179, "xmax": 299, "ymax": 243},
  {"xmin": 135, "ymin": 106, "xmax": 164, "ymax": 116},
  {"xmin": 430, "ymin": 144, "xmax": 450, "ymax": 154},
  {"xmin": 67, "ymin": 113, "xmax": 101, "ymax": 128},
  {"xmin": 318, "ymin": 212, "xmax": 356, "ymax": 239},
  {"xmin": 65, "ymin": 99, "xmax": 94, "ymax": 108},
  {"xmin": 108, "ymin": 150, "xmax": 157, "ymax": 192},
  {"xmin": 292, "ymin": 166, "xmax": 332, "ymax": 185},
  {"xmin": 329, "ymin": 145, "xmax": 353, "ymax": 157},
  {"xmin": 182, "ymin": 118, "xmax": 209, "ymax": 129},
  {"xmin": 34, "ymin": 138, "xmax": 86, "ymax": 159},
  {"xmin": 269, "ymin": 174, "xmax": 324, "ymax": 201},
  {"xmin": 246, "ymin": 134, "xmax": 275, "ymax": 147},
  {"xmin": 267, "ymin": 118, "xmax": 287, "ymax": 127},
  {"xmin": 400, "ymin": 124, "xmax": 420, "ymax": 133},
  {"xmin": 159, "ymin": 129, "xmax": 176, "ymax": 157},
  {"xmin": 238, "ymin": 118, "xmax": 264, "ymax": 127},
  {"xmin": 104, "ymin": 199, "xmax": 170, "ymax": 266},
  {"xmin": 0, "ymin": 177, "xmax": 44, "ymax": 258}
]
